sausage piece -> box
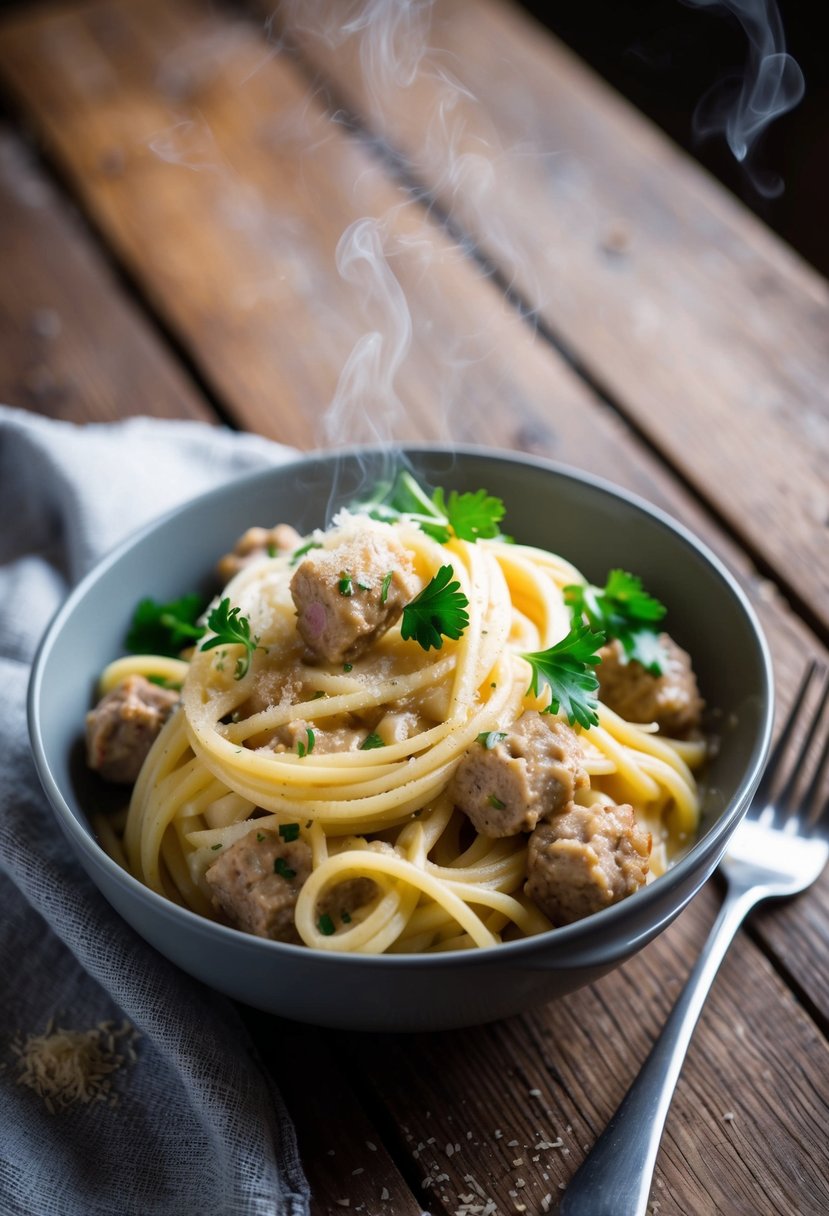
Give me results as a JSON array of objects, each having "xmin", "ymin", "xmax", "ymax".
[
  {"xmin": 597, "ymin": 635, "xmax": 703, "ymax": 736},
  {"xmin": 86, "ymin": 674, "xmax": 178, "ymax": 784},
  {"xmin": 525, "ymin": 800, "xmax": 651, "ymax": 925},
  {"xmin": 450, "ymin": 711, "xmax": 589, "ymax": 837},
  {"xmin": 290, "ymin": 530, "xmax": 418, "ymax": 664},
  {"xmin": 205, "ymin": 829, "xmax": 312, "ymax": 942},
  {"xmin": 217, "ymin": 523, "xmax": 302, "ymax": 584}
]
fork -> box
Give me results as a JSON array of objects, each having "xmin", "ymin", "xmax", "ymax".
[{"xmin": 560, "ymin": 660, "xmax": 829, "ymax": 1216}]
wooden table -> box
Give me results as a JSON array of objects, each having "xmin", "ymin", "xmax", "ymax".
[{"xmin": 2, "ymin": 2, "xmax": 828, "ymax": 1212}]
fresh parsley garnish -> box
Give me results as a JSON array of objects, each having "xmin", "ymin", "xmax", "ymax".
[
  {"xmin": 477, "ymin": 730, "xmax": 507, "ymax": 749},
  {"xmin": 360, "ymin": 732, "xmax": 385, "ymax": 750},
  {"xmin": 296, "ymin": 727, "xmax": 315, "ymax": 758},
  {"xmin": 353, "ymin": 472, "xmax": 507, "ymax": 544},
  {"xmin": 210, "ymin": 842, "xmax": 223, "ymax": 850},
  {"xmin": 199, "ymin": 598, "xmax": 261, "ymax": 679},
  {"xmin": 279, "ymin": 823, "xmax": 301, "ymax": 842},
  {"xmin": 522, "ymin": 624, "xmax": 606, "ymax": 729},
  {"xmin": 400, "ymin": 565, "xmax": 470, "ymax": 651},
  {"xmin": 338, "ymin": 572, "xmax": 354, "ymax": 597},
  {"xmin": 126, "ymin": 594, "xmax": 207, "ymax": 657},
  {"xmin": 380, "ymin": 571, "xmax": 393, "ymax": 603},
  {"xmin": 274, "ymin": 857, "xmax": 297, "ymax": 880},
  {"xmin": 318, "ymin": 913, "xmax": 336, "ymax": 936},
  {"xmin": 487, "ymin": 794, "xmax": 506, "ymax": 810},
  {"xmin": 564, "ymin": 570, "xmax": 667, "ymax": 674}
]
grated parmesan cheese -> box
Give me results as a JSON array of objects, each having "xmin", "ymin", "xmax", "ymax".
[{"xmin": 11, "ymin": 1018, "xmax": 139, "ymax": 1113}]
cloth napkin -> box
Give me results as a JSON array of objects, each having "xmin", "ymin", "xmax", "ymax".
[{"xmin": 0, "ymin": 405, "xmax": 310, "ymax": 1216}]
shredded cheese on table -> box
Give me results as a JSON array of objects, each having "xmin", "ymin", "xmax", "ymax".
[{"xmin": 11, "ymin": 1018, "xmax": 139, "ymax": 1113}]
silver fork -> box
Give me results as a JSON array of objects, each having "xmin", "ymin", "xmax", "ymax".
[{"xmin": 560, "ymin": 660, "xmax": 829, "ymax": 1216}]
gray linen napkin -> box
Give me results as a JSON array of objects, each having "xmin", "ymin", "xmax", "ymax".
[{"xmin": 0, "ymin": 405, "xmax": 310, "ymax": 1216}]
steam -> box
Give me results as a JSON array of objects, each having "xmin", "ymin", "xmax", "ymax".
[
  {"xmin": 324, "ymin": 217, "xmax": 412, "ymax": 449},
  {"xmin": 686, "ymin": 0, "xmax": 804, "ymax": 196}
]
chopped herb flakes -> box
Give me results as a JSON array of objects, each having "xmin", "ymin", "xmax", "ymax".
[
  {"xmin": 341, "ymin": 910, "xmax": 352, "ymax": 924},
  {"xmin": 274, "ymin": 857, "xmax": 297, "ymax": 880},
  {"xmin": 343, "ymin": 663, "xmax": 353, "ymax": 673},
  {"xmin": 256, "ymin": 832, "xmax": 266, "ymax": 842},
  {"xmin": 297, "ymin": 728, "xmax": 315, "ymax": 759},
  {"xmin": 381, "ymin": 571, "xmax": 393, "ymax": 603},
  {"xmin": 360, "ymin": 733, "xmax": 385, "ymax": 750},
  {"xmin": 318, "ymin": 913, "xmax": 336, "ymax": 936},
  {"xmin": 290, "ymin": 540, "xmax": 323, "ymax": 565},
  {"xmin": 487, "ymin": 794, "xmax": 506, "ymax": 810},
  {"xmin": 278, "ymin": 823, "xmax": 301, "ymax": 842},
  {"xmin": 338, "ymin": 572, "xmax": 354, "ymax": 597},
  {"xmin": 210, "ymin": 843, "xmax": 223, "ymax": 850},
  {"xmin": 477, "ymin": 730, "xmax": 506, "ymax": 749}
]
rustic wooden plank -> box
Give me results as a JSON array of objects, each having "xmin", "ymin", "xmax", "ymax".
[
  {"xmin": 0, "ymin": 0, "xmax": 602, "ymax": 451},
  {"xmin": 336, "ymin": 884, "xmax": 829, "ymax": 1216},
  {"xmin": 241, "ymin": 1014, "xmax": 425, "ymax": 1216},
  {"xmin": 0, "ymin": 0, "xmax": 826, "ymax": 1028},
  {"xmin": 0, "ymin": 126, "xmax": 210, "ymax": 423},
  {"xmin": 273, "ymin": 0, "xmax": 829, "ymax": 639}
]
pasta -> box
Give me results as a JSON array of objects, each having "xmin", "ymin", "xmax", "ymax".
[{"xmin": 94, "ymin": 502, "xmax": 707, "ymax": 956}]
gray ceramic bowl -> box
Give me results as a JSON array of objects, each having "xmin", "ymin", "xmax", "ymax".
[{"xmin": 29, "ymin": 447, "xmax": 773, "ymax": 1031}]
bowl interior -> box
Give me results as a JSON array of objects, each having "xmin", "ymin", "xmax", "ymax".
[{"xmin": 31, "ymin": 446, "xmax": 773, "ymax": 951}]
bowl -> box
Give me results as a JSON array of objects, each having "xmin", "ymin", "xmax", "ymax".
[{"xmin": 28, "ymin": 446, "xmax": 773, "ymax": 1031}]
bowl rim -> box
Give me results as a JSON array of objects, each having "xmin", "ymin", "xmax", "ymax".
[{"xmin": 28, "ymin": 442, "xmax": 775, "ymax": 968}]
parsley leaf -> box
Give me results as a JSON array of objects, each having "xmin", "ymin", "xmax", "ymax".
[
  {"xmin": 400, "ymin": 565, "xmax": 470, "ymax": 651},
  {"xmin": 338, "ymin": 572, "xmax": 354, "ymax": 597},
  {"xmin": 274, "ymin": 857, "xmax": 297, "ymax": 880},
  {"xmin": 126, "ymin": 594, "xmax": 207, "ymax": 657},
  {"xmin": 279, "ymin": 823, "xmax": 300, "ymax": 842},
  {"xmin": 353, "ymin": 472, "xmax": 507, "ymax": 545},
  {"xmin": 432, "ymin": 487, "xmax": 506, "ymax": 541},
  {"xmin": 318, "ymin": 913, "xmax": 336, "ymax": 936},
  {"xmin": 199, "ymin": 598, "xmax": 261, "ymax": 679},
  {"xmin": 564, "ymin": 569, "xmax": 667, "ymax": 675},
  {"xmin": 522, "ymin": 624, "xmax": 606, "ymax": 729}
]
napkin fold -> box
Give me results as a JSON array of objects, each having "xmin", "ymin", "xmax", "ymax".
[{"xmin": 0, "ymin": 405, "xmax": 310, "ymax": 1216}]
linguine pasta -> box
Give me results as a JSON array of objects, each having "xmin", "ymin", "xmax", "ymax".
[{"xmin": 98, "ymin": 511, "xmax": 706, "ymax": 954}]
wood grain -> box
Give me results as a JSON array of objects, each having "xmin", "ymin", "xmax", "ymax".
[
  {"xmin": 1, "ymin": 2, "xmax": 828, "ymax": 1210},
  {"xmin": 273, "ymin": 0, "xmax": 829, "ymax": 639},
  {"xmin": 0, "ymin": 0, "xmax": 604, "ymax": 451},
  {"xmin": 242, "ymin": 1014, "xmax": 426, "ymax": 1216},
  {"xmin": 334, "ymin": 885, "xmax": 829, "ymax": 1216},
  {"xmin": 0, "ymin": 126, "xmax": 210, "ymax": 424}
]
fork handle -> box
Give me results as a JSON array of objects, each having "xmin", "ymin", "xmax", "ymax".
[{"xmin": 559, "ymin": 884, "xmax": 763, "ymax": 1216}]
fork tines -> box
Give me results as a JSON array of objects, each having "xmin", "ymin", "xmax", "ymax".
[{"xmin": 755, "ymin": 660, "xmax": 829, "ymax": 828}]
